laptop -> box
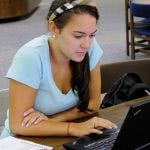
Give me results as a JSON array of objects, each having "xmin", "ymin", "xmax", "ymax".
[{"xmin": 63, "ymin": 98, "xmax": 150, "ymax": 150}]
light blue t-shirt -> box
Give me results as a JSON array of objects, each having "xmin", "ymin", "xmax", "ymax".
[{"xmin": 1, "ymin": 33, "xmax": 103, "ymax": 138}]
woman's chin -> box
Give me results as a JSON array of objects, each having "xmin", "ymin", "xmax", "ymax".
[{"xmin": 74, "ymin": 56, "xmax": 85, "ymax": 62}]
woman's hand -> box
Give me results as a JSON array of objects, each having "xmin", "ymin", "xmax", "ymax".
[
  {"xmin": 22, "ymin": 108, "xmax": 48, "ymax": 128},
  {"xmin": 69, "ymin": 117, "xmax": 117, "ymax": 137}
]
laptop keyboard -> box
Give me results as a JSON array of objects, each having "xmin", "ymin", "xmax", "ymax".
[{"xmin": 83, "ymin": 129, "xmax": 119, "ymax": 150}]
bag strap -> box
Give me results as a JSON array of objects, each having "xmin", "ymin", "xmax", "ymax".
[{"xmin": 128, "ymin": 83, "xmax": 150, "ymax": 100}]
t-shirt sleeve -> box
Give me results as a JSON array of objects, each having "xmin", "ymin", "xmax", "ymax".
[
  {"xmin": 89, "ymin": 38, "xmax": 103, "ymax": 70},
  {"xmin": 6, "ymin": 46, "xmax": 42, "ymax": 89}
]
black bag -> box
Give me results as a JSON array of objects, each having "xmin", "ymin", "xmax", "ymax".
[{"xmin": 100, "ymin": 73, "xmax": 150, "ymax": 108}]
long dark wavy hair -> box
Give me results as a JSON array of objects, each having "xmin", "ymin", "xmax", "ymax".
[{"xmin": 47, "ymin": 0, "xmax": 99, "ymax": 112}]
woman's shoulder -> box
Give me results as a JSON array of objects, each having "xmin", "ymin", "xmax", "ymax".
[
  {"xmin": 89, "ymin": 38, "xmax": 103, "ymax": 54},
  {"xmin": 88, "ymin": 38, "xmax": 103, "ymax": 70},
  {"xmin": 23, "ymin": 34, "xmax": 50, "ymax": 50},
  {"xmin": 15, "ymin": 34, "xmax": 50, "ymax": 58}
]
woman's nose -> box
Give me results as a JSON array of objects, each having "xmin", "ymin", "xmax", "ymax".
[{"xmin": 81, "ymin": 38, "xmax": 91, "ymax": 49}]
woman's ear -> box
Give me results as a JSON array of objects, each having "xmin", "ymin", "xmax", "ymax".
[{"xmin": 48, "ymin": 21, "xmax": 59, "ymax": 36}]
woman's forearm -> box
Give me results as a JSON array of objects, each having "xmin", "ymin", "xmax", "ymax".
[
  {"xmin": 10, "ymin": 119, "xmax": 69, "ymax": 136},
  {"xmin": 11, "ymin": 115, "xmax": 117, "ymax": 137},
  {"xmin": 49, "ymin": 105, "xmax": 98, "ymax": 122}
]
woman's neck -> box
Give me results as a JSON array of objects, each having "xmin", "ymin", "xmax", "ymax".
[{"xmin": 48, "ymin": 37, "xmax": 69, "ymax": 66}]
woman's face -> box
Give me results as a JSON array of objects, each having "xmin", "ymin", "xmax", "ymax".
[{"xmin": 55, "ymin": 13, "xmax": 97, "ymax": 62}]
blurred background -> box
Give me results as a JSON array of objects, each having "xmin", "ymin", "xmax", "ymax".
[{"xmin": 0, "ymin": 0, "xmax": 149, "ymax": 90}]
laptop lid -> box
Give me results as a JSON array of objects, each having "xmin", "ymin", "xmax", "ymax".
[{"xmin": 63, "ymin": 98, "xmax": 150, "ymax": 150}]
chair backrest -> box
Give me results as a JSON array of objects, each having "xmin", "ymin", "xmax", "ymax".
[
  {"xmin": 0, "ymin": 90, "xmax": 9, "ymax": 126},
  {"xmin": 125, "ymin": 0, "xmax": 131, "ymax": 56},
  {"xmin": 130, "ymin": 1, "xmax": 150, "ymax": 18},
  {"xmin": 101, "ymin": 59, "xmax": 150, "ymax": 93}
]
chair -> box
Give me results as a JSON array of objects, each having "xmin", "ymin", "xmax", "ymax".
[
  {"xmin": 124, "ymin": 0, "xmax": 143, "ymax": 57},
  {"xmin": 129, "ymin": 0, "xmax": 150, "ymax": 59},
  {"xmin": 101, "ymin": 59, "xmax": 150, "ymax": 93}
]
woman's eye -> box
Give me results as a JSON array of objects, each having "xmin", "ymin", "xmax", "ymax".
[
  {"xmin": 90, "ymin": 34, "xmax": 95, "ymax": 38},
  {"xmin": 73, "ymin": 34, "xmax": 95, "ymax": 39},
  {"xmin": 74, "ymin": 35, "xmax": 83, "ymax": 39}
]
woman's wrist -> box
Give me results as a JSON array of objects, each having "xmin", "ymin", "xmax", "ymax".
[{"xmin": 66, "ymin": 122, "xmax": 78, "ymax": 137}]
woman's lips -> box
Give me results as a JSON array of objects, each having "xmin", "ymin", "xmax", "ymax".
[{"xmin": 76, "ymin": 52, "xmax": 85, "ymax": 56}]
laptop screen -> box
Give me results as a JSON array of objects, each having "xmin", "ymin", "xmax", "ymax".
[
  {"xmin": 112, "ymin": 98, "xmax": 150, "ymax": 150},
  {"xmin": 63, "ymin": 98, "xmax": 150, "ymax": 150}
]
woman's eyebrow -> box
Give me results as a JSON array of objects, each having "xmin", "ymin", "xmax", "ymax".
[{"xmin": 72, "ymin": 30, "xmax": 97, "ymax": 35}]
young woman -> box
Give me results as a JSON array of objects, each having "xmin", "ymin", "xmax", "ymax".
[{"xmin": 1, "ymin": 0, "xmax": 117, "ymax": 138}]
